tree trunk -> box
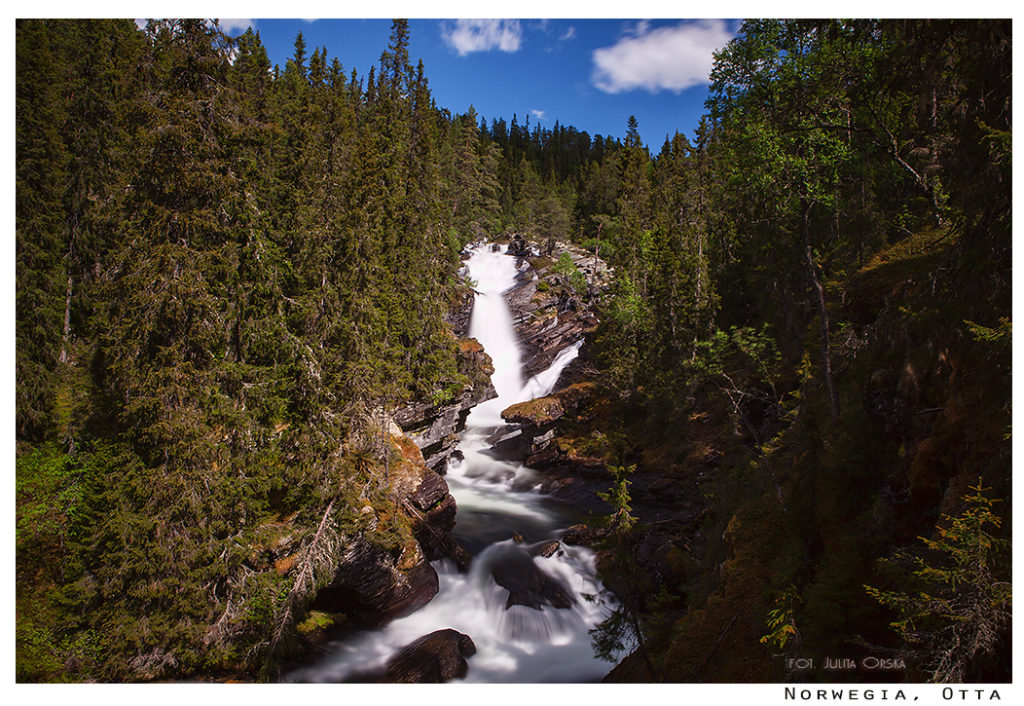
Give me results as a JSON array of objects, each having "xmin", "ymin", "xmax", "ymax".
[
  {"xmin": 59, "ymin": 273, "xmax": 72, "ymax": 364},
  {"xmin": 802, "ymin": 200, "xmax": 840, "ymax": 423}
]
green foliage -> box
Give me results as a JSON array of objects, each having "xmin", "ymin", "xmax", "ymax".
[
  {"xmin": 598, "ymin": 464, "xmax": 637, "ymax": 534},
  {"xmin": 760, "ymin": 585, "xmax": 801, "ymax": 653},
  {"xmin": 16, "ymin": 606, "xmax": 102, "ymax": 683},
  {"xmin": 592, "ymin": 274, "xmax": 653, "ymax": 396},
  {"xmin": 865, "ymin": 481, "xmax": 1011, "ymax": 682},
  {"xmin": 580, "ymin": 236, "xmax": 616, "ymax": 261},
  {"xmin": 589, "ymin": 602, "xmax": 635, "ymax": 663},
  {"xmin": 964, "ymin": 317, "xmax": 1011, "ymax": 346},
  {"xmin": 551, "ymin": 252, "xmax": 588, "ymax": 295},
  {"xmin": 14, "ymin": 18, "xmax": 480, "ymax": 681},
  {"xmin": 16, "ymin": 444, "xmax": 86, "ymax": 564},
  {"xmin": 15, "ymin": 16, "xmax": 1011, "ymax": 683},
  {"xmin": 691, "ymin": 325, "xmax": 781, "ymax": 380}
]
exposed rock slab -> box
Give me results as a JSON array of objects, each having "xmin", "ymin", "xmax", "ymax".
[
  {"xmin": 490, "ymin": 550, "xmax": 575, "ymax": 610},
  {"xmin": 395, "ymin": 337, "xmax": 495, "ymax": 473},
  {"xmin": 310, "ymin": 538, "xmax": 439, "ymax": 629},
  {"xmin": 349, "ymin": 629, "xmax": 477, "ymax": 683},
  {"xmin": 390, "ymin": 432, "xmax": 472, "ymax": 571},
  {"xmin": 504, "ymin": 240, "xmax": 609, "ymax": 382}
]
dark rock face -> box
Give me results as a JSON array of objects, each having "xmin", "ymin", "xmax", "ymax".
[
  {"xmin": 561, "ymin": 524, "xmax": 604, "ymax": 547},
  {"xmin": 508, "ymin": 233, "xmax": 530, "ymax": 258},
  {"xmin": 412, "ymin": 500, "xmax": 472, "ymax": 571},
  {"xmin": 395, "ymin": 334, "xmax": 495, "ymax": 473},
  {"xmin": 505, "ymin": 242, "xmax": 611, "ymax": 381},
  {"xmin": 445, "ymin": 285, "xmax": 475, "ymax": 338},
  {"xmin": 499, "ymin": 383, "xmax": 596, "ymax": 463},
  {"xmin": 310, "ymin": 539, "xmax": 439, "ymax": 628},
  {"xmin": 491, "ymin": 550, "xmax": 575, "ymax": 610},
  {"xmin": 395, "ymin": 381, "xmax": 493, "ymax": 473},
  {"xmin": 351, "ymin": 629, "xmax": 477, "ymax": 683},
  {"xmin": 407, "ymin": 466, "xmax": 471, "ymax": 570},
  {"xmin": 507, "ymin": 282, "xmax": 599, "ymax": 381}
]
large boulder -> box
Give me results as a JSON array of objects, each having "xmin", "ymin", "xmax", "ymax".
[
  {"xmin": 501, "ymin": 382, "xmax": 595, "ymax": 427},
  {"xmin": 309, "ymin": 538, "xmax": 438, "ymax": 628},
  {"xmin": 490, "ymin": 551, "xmax": 575, "ymax": 610},
  {"xmin": 380, "ymin": 629, "xmax": 477, "ymax": 683}
]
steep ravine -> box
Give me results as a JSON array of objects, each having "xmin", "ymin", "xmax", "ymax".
[{"xmin": 282, "ymin": 238, "xmax": 621, "ymax": 682}]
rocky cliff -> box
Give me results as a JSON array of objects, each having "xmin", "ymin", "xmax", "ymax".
[
  {"xmin": 506, "ymin": 240, "xmax": 611, "ymax": 380},
  {"xmin": 393, "ymin": 285, "xmax": 496, "ymax": 474}
]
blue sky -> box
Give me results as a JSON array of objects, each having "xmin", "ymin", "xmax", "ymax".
[{"xmin": 209, "ymin": 17, "xmax": 741, "ymax": 149}]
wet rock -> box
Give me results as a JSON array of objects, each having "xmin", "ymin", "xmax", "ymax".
[
  {"xmin": 562, "ymin": 524, "xmax": 604, "ymax": 547},
  {"xmin": 445, "ymin": 542, "xmax": 474, "ymax": 572},
  {"xmin": 508, "ymin": 234, "xmax": 530, "ymax": 258},
  {"xmin": 310, "ymin": 539, "xmax": 439, "ymax": 628},
  {"xmin": 488, "ymin": 427, "xmax": 531, "ymax": 460},
  {"xmin": 531, "ymin": 428, "xmax": 556, "ymax": 449},
  {"xmin": 491, "ymin": 551, "xmax": 574, "ymax": 610},
  {"xmin": 537, "ymin": 541, "xmax": 560, "ymax": 558},
  {"xmin": 497, "ymin": 384, "xmax": 597, "ymax": 465},
  {"xmin": 445, "ymin": 286, "xmax": 475, "ymax": 338},
  {"xmin": 501, "ymin": 396, "xmax": 566, "ymax": 427},
  {"xmin": 350, "ymin": 629, "xmax": 477, "ymax": 683},
  {"xmin": 412, "ymin": 492, "xmax": 460, "ymax": 561},
  {"xmin": 398, "ymin": 455, "xmax": 472, "ymax": 571},
  {"xmin": 396, "ymin": 391, "xmax": 490, "ymax": 472},
  {"xmin": 504, "ymin": 242, "xmax": 610, "ymax": 382},
  {"xmin": 409, "ymin": 466, "xmax": 450, "ymax": 513}
]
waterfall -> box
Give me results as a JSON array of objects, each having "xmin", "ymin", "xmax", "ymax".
[{"xmin": 285, "ymin": 243, "xmax": 619, "ymax": 683}]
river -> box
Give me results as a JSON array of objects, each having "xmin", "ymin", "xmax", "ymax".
[{"xmin": 285, "ymin": 243, "xmax": 619, "ymax": 683}]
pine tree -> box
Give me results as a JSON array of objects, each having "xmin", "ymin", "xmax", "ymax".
[
  {"xmin": 865, "ymin": 481, "xmax": 1011, "ymax": 682},
  {"xmin": 16, "ymin": 19, "xmax": 71, "ymax": 440}
]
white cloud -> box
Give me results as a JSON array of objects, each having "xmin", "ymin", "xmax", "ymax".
[
  {"xmin": 592, "ymin": 19, "xmax": 733, "ymax": 94},
  {"xmin": 559, "ymin": 26, "xmax": 576, "ymax": 41},
  {"xmin": 217, "ymin": 19, "xmax": 255, "ymax": 34},
  {"xmin": 531, "ymin": 109, "xmax": 546, "ymax": 121},
  {"xmin": 626, "ymin": 20, "xmax": 651, "ymax": 38},
  {"xmin": 442, "ymin": 19, "xmax": 522, "ymax": 56}
]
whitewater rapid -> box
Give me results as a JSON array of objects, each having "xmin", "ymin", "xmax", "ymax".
[{"xmin": 285, "ymin": 243, "xmax": 619, "ymax": 683}]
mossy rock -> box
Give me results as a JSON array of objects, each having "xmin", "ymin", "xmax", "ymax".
[
  {"xmin": 296, "ymin": 610, "xmax": 335, "ymax": 636},
  {"xmin": 500, "ymin": 383, "xmax": 595, "ymax": 427}
]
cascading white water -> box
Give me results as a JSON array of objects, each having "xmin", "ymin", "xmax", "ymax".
[{"xmin": 285, "ymin": 243, "xmax": 619, "ymax": 683}]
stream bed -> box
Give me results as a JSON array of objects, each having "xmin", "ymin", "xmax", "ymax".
[{"xmin": 285, "ymin": 243, "xmax": 619, "ymax": 683}]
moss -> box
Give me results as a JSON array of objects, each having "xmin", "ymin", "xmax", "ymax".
[
  {"xmin": 295, "ymin": 610, "xmax": 334, "ymax": 636},
  {"xmin": 501, "ymin": 383, "xmax": 595, "ymax": 426},
  {"xmin": 502, "ymin": 396, "xmax": 565, "ymax": 426}
]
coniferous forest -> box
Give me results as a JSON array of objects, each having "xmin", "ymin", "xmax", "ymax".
[{"xmin": 15, "ymin": 19, "xmax": 1011, "ymax": 684}]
